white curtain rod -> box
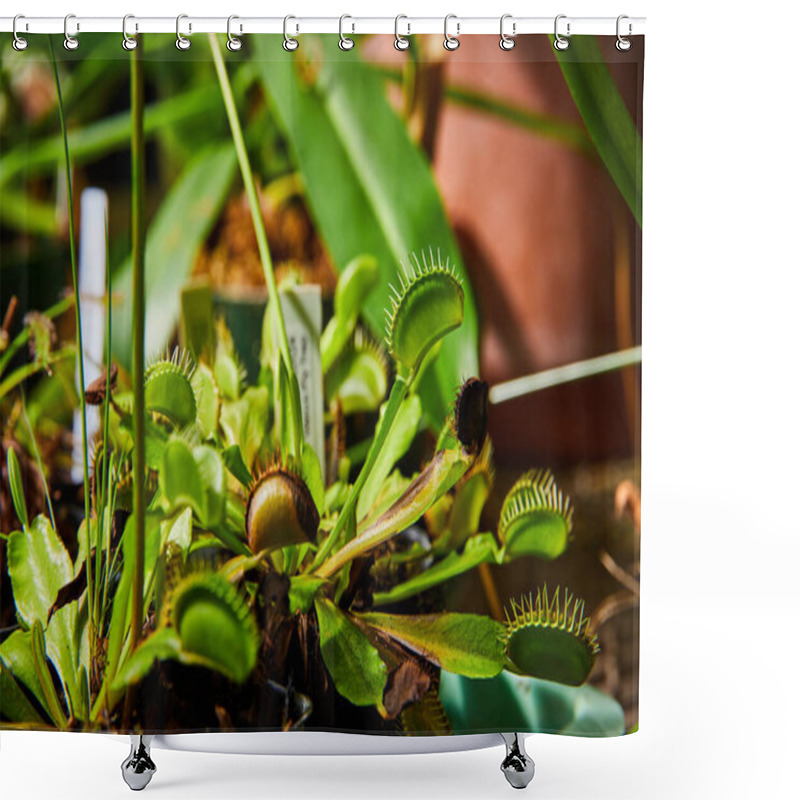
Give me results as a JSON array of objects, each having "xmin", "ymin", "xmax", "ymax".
[{"xmin": 0, "ymin": 16, "xmax": 646, "ymax": 37}]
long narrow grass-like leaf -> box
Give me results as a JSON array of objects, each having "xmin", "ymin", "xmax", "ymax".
[
  {"xmin": 208, "ymin": 34, "xmax": 291, "ymax": 367},
  {"xmin": 0, "ymin": 86, "xmax": 218, "ymax": 188},
  {"xmin": 129, "ymin": 37, "xmax": 146, "ymax": 659},
  {"xmin": 49, "ymin": 38, "xmax": 93, "ymax": 631},
  {"xmin": 379, "ymin": 67, "xmax": 595, "ymax": 157},
  {"xmin": 556, "ymin": 36, "xmax": 642, "ymax": 225}
]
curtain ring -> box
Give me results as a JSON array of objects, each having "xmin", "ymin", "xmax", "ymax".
[
  {"xmin": 616, "ymin": 15, "xmax": 632, "ymax": 51},
  {"xmin": 443, "ymin": 14, "xmax": 460, "ymax": 51},
  {"xmin": 12, "ymin": 15, "xmax": 28, "ymax": 51},
  {"xmin": 227, "ymin": 15, "xmax": 242, "ymax": 51},
  {"xmin": 499, "ymin": 14, "xmax": 516, "ymax": 51},
  {"xmin": 176, "ymin": 14, "xmax": 191, "ymax": 50},
  {"xmin": 64, "ymin": 14, "xmax": 79, "ymax": 51},
  {"xmin": 339, "ymin": 14, "xmax": 354, "ymax": 51},
  {"xmin": 283, "ymin": 15, "xmax": 299, "ymax": 51},
  {"xmin": 122, "ymin": 14, "xmax": 138, "ymax": 51},
  {"xmin": 553, "ymin": 14, "xmax": 570, "ymax": 51},
  {"xmin": 394, "ymin": 15, "xmax": 410, "ymax": 51}
]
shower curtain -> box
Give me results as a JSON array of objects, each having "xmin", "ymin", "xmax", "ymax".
[{"xmin": 0, "ymin": 30, "xmax": 642, "ymax": 739}]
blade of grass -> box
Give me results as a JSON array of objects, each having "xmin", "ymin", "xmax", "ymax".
[
  {"xmin": 0, "ymin": 86, "xmax": 219, "ymax": 188},
  {"xmin": 379, "ymin": 67, "xmax": 595, "ymax": 157},
  {"xmin": 556, "ymin": 36, "xmax": 642, "ymax": 225},
  {"xmin": 207, "ymin": 33, "xmax": 290, "ymax": 367},
  {"xmin": 129, "ymin": 37, "xmax": 146, "ymax": 659},
  {"xmin": 49, "ymin": 38, "xmax": 93, "ymax": 635}
]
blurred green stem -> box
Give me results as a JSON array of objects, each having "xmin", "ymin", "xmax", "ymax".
[
  {"xmin": 49, "ymin": 38, "xmax": 94, "ymax": 633},
  {"xmin": 488, "ymin": 346, "xmax": 642, "ymax": 405},
  {"xmin": 208, "ymin": 33, "xmax": 291, "ymax": 366},
  {"xmin": 129, "ymin": 37, "xmax": 146, "ymax": 657}
]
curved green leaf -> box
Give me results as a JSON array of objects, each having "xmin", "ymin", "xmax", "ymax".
[
  {"xmin": 373, "ymin": 533, "xmax": 501, "ymax": 607},
  {"xmin": 556, "ymin": 36, "xmax": 642, "ymax": 225},
  {"xmin": 315, "ymin": 597, "xmax": 387, "ymax": 708},
  {"xmin": 439, "ymin": 670, "xmax": 625, "ymax": 736},
  {"xmin": 256, "ymin": 36, "xmax": 478, "ymax": 427},
  {"xmin": 111, "ymin": 146, "xmax": 237, "ymax": 369},
  {"xmin": 356, "ymin": 611, "xmax": 505, "ymax": 679}
]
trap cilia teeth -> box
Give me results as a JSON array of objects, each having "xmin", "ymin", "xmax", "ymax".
[{"xmin": 384, "ymin": 251, "xmax": 464, "ymax": 377}]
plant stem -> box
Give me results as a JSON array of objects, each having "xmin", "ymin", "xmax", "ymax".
[
  {"xmin": 49, "ymin": 38, "xmax": 94, "ymax": 632},
  {"xmin": 488, "ymin": 346, "xmax": 643, "ymax": 405},
  {"xmin": 207, "ymin": 34, "xmax": 291, "ymax": 366},
  {"xmin": 312, "ymin": 377, "xmax": 409, "ymax": 571},
  {"xmin": 129, "ymin": 38, "xmax": 146, "ymax": 656}
]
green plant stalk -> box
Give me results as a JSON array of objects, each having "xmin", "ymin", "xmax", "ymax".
[
  {"xmin": 96, "ymin": 212, "xmax": 113, "ymax": 621},
  {"xmin": 129, "ymin": 39, "xmax": 146, "ymax": 657},
  {"xmin": 312, "ymin": 377, "xmax": 409, "ymax": 571},
  {"xmin": 50, "ymin": 38, "xmax": 94, "ymax": 634},
  {"xmin": 208, "ymin": 34, "xmax": 291, "ymax": 367},
  {"xmin": 488, "ymin": 346, "xmax": 642, "ymax": 405}
]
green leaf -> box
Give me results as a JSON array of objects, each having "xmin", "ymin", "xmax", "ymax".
[
  {"xmin": 160, "ymin": 506, "xmax": 194, "ymax": 557},
  {"xmin": 220, "ymin": 386, "xmax": 270, "ymax": 470},
  {"xmin": 321, "ymin": 254, "xmax": 379, "ymax": 371},
  {"xmin": 556, "ymin": 36, "xmax": 642, "ymax": 225},
  {"xmin": 0, "ymin": 631, "xmax": 48, "ymax": 721},
  {"xmin": 30, "ymin": 621, "xmax": 68, "ymax": 728},
  {"xmin": 221, "ymin": 444, "xmax": 253, "ymax": 487},
  {"xmin": 192, "ymin": 363, "xmax": 220, "ymax": 438},
  {"xmin": 257, "ymin": 37, "xmax": 478, "ymax": 427},
  {"xmin": 325, "ymin": 334, "xmax": 388, "ymax": 416},
  {"xmin": 193, "ymin": 444, "xmax": 226, "ymax": 527},
  {"xmin": 111, "ymin": 146, "xmax": 237, "ymax": 369},
  {"xmin": 111, "ymin": 628, "xmax": 182, "ymax": 691},
  {"xmin": 159, "ymin": 438, "xmax": 205, "ymax": 519},
  {"xmin": 439, "ymin": 670, "xmax": 625, "ymax": 736},
  {"xmin": 0, "ymin": 657, "xmax": 45, "ymax": 724},
  {"xmin": 289, "ymin": 575, "xmax": 326, "ymax": 614},
  {"xmin": 315, "ymin": 597, "xmax": 387, "ymax": 707},
  {"xmin": 356, "ymin": 611, "xmax": 505, "ymax": 678},
  {"xmin": 301, "ymin": 442, "xmax": 325, "ymax": 515},
  {"xmin": 6, "ymin": 516, "xmax": 78, "ymax": 707},
  {"xmin": 373, "ymin": 533, "xmax": 501, "ymax": 606},
  {"xmin": 356, "ymin": 394, "xmax": 421, "ymax": 520},
  {"xmin": 6, "ymin": 448, "xmax": 28, "ymax": 528}
]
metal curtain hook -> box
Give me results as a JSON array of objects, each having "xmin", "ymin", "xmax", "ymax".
[
  {"xmin": 444, "ymin": 14, "xmax": 460, "ymax": 51},
  {"xmin": 499, "ymin": 14, "xmax": 516, "ymax": 50},
  {"xmin": 122, "ymin": 14, "xmax": 138, "ymax": 50},
  {"xmin": 553, "ymin": 14, "xmax": 570, "ymax": 51},
  {"xmin": 12, "ymin": 14, "xmax": 28, "ymax": 51},
  {"xmin": 394, "ymin": 15, "xmax": 410, "ymax": 51},
  {"xmin": 64, "ymin": 14, "xmax": 79, "ymax": 50},
  {"xmin": 339, "ymin": 14, "xmax": 355, "ymax": 50},
  {"xmin": 616, "ymin": 14, "xmax": 632, "ymax": 51},
  {"xmin": 283, "ymin": 15, "xmax": 299, "ymax": 51},
  {"xmin": 227, "ymin": 15, "xmax": 242, "ymax": 51},
  {"xmin": 176, "ymin": 14, "xmax": 191, "ymax": 50}
]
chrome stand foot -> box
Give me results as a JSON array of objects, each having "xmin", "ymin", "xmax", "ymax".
[
  {"xmin": 121, "ymin": 735, "xmax": 156, "ymax": 791},
  {"xmin": 500, "ymin": 733, "xmax": 534, "ymax": 789}
]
